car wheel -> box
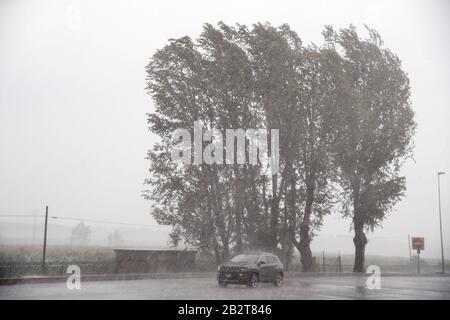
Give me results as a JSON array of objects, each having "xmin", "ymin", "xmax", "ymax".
[
  {"xmin": 273, "ymin": 273, "xmax": 283, "ymax": 287},
  {"xmin": 247, "ymin": 273, "xmax": 259, "ymax": 288},
  {"xmin": 218, "ymin": 281, "xmax": 227, "ymax": 288}
]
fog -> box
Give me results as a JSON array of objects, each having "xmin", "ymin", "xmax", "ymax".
[{"xmin": 0, "ymin": 0, "xmax": 449, "ymax": 259}]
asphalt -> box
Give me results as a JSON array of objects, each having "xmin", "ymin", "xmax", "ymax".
[{"xmin": 1, "ymin": 275, "xmax": 449, "ymax": 300}]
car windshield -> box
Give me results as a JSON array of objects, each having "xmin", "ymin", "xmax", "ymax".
[{"xmin": 230, "ymin": 254, "xmax": 259, "ymax": 264}]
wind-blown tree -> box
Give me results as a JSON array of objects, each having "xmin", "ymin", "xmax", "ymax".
[
  {"xmin": 243, "ymin": 23, "xmax": 303, "ymax": 257},
  {"xmin": 290, "ymin": 46, "xmax": 343, "ymax": 271},
  {"xmin": 324, "ymin": 25, "xmax": 416, "ymax": 272},
  {"xmin": 145, "ymin": 38, "xmax": 221, "ymax": 262},
  {"xmin": 144, "ymin": 24, "xmax": 266, "ymax": 263},
  {"xmin": 144, "ymin": 23, "xmax": 314, "ymax": 264},
  {"xmin": 198, "ymin": 23, "xmax": 261, "ymax": 255}
]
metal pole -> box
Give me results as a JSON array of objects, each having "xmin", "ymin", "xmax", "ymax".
[
  {"xmin": 417, "ymin": 250, "xmax": 420, "ymax": 274},
  {"xmin": 42, "ymin": 205, "xmax": 48, "ymax": 275},
  {"xmin": 408, "ymin": 234, "xmax": 412, "ymax": 261},
  {"xmin": 438, "ymin": 172, "xmax": 445, "ymax": 273}
]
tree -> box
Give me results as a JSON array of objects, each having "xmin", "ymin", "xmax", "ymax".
[
  {"xmin": 144, "ymin": 24, "xmax": 256, "ymax": 263},
  {"xmin": 70, "ymin": 221, "xmax": 91, "ymax": 246},
  {"xmin": 324, "ymin": 25, "xmax": 416, "ymax": 272},
  {"xmin": 108, "ymin": 231, "xmax": 123, "ymax": 247},
  {"xmin": 144, "ymin": 22, "xmax": 306, "ymax": 263},
  {"xmin": 243, "ymin": 23, "xmax": 302, "ymax": 259},
  {"xmin": 290, "ymin": 46, "xmax": 343, "ymax": 271}
]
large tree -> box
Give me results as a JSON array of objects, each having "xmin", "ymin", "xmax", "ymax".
[
  {"xmin": 144, "ymin": 24, "xmax": 265, "ymax": 263},
  {"xmin": 290, "ymin": 46, "xmax": 342, "ymax": 271},
  {"xmin": 324, "ymin": 25, "xmax": 416, "ymax": 272},
  {"xmin": 243, "ymin": 23, "xmax": 303, "ymax": 258},
  {"xmin": 144, "ymin": 23, "xmax": 318, "ymax": 265}
]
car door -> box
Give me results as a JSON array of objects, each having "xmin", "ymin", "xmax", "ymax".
[
  {"xmin": 257, "ymin": 255, "xmax": 269, "ymax": 281},
  {"xmin": 266, "ymin": 255, "xmax": 277, "ymax": 280}
]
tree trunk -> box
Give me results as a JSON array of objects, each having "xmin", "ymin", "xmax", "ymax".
[
  {"xmin": 208, "ymin": 165, "xmax": 230, "ymax": 262},
  {"xmin": 282, "ymin": 242, "xmax": 292, "ymax": 271},
  {"xmin": 233, "ymin": 168, "xmax": 243, "ymax": 253},
  {"xmin": 285, "ymin": 168, "xmax": 297, "ymax": 272},
  {"xmin": 244, "ymin": 166, "xmax": 258, "ymax": 247},
  {"xmin": 299, "ymin": 184, "xmax": 314, "ymax": 272},
  {"xmin": 269, "ymin": 173, "xmax": 279, "ymax": 251},
  {"xmin": 299, "ymin": 238, "xmax": 313, "ymax": 272},
  {"xmin": 292, "ymin": 220, "xmax": 314, "ymax": 272},
  {"xmin": 353, "ymin": 220, "xmax": 367, "ymax": 272},
  {"xmin": 213, "ymin": 238, "xmax": 221, "ymax": 265}
]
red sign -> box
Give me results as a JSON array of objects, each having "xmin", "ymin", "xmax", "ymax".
[{"xmin": 411, "ymin": 237, "xmax": 425, "ymax": 251}]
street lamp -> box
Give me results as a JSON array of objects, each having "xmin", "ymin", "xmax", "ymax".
[
  {"xmin": 438, "ymin": 172, "xmax": 446, "ymax": 273},
  {"xmin": 42, "ymin": 205, "xmax": 48, "ymax": 275}
]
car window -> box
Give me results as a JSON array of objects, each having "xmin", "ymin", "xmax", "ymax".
[
  {"xmin": 267, "ymin": 256, "xmax": 277, "ymax": 264},
  {"xmin": 231, "ymin": 254, "xmax": 259, "ymax": 264},
  {"xmin": 258, "ymin": 255, "xmax": 268, "ymax": 264}
]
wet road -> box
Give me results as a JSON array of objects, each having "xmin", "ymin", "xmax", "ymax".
[{"xmin": 1, "ymin": 276, "xmax": 449, "ymax": 300}]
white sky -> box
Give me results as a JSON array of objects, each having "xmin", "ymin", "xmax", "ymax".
[{"xmin": 0, "ymin": 0, "xmax": 449, "ymax": 258}]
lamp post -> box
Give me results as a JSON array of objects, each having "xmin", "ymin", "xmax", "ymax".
[
  {"xmin": 438, "ymin": 172, "xmax": 446, "ymax": 273},
  {"xmin": 42, "ymin": 205, "xmax": 48, "ymax": 274}
]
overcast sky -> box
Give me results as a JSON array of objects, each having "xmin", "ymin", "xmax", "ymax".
[{"xmin": 0, "ymin": 0, "xmax": 449, "ymax": 258}]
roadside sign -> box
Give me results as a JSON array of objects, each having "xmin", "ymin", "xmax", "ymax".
[
  {"xmin": 411, "ymin": 237, "xmax": 425, "ymax": 251},
  {"xmin": 411, "ymin": 237, "xmax": 424, "ymax": 274}
]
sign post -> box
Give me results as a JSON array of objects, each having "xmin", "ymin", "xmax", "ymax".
[{"xmin": 411, "ymin": 237, "xmax": 425, "ymax": 274}]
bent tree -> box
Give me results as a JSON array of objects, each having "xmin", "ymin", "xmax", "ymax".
[
  {"xmin": 325, "ymin": 26, "xmax": 416, "ymax": 272},
  {"xmin": 291, "ymin": 46, "xmax": 343, "ymax": 271}
]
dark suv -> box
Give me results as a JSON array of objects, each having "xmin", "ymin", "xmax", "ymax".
[{"xmin": 217, "ymin": 253, "xmax": 284, "ymax": 288}]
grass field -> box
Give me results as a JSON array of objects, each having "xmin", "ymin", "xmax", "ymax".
[{"xmin": 0, "ymin": 245, "xmax": 115, "ymax": 263}]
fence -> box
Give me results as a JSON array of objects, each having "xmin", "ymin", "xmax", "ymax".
[{"xmin": 288, "ymin": 251, "xmax": 449, "ymax": 273}]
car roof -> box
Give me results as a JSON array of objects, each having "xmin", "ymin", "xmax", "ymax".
[{"xmin": 239, "ymin": 252, "xmax": 276, "ymax": 256}]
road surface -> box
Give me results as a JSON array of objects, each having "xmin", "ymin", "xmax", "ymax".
[{"xmin": 1, "ymin": 276, "xmax": 449, "ymax": 300}]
